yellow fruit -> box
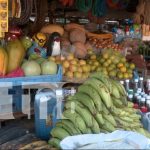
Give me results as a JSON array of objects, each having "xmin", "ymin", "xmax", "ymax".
[
  {"xmin": 129, "ymin": 63, "xmax": 135, "ymax": 69},
  {"xmin": 127, "ymin": 69, "xmax": 133, "ymax": 74},
  {"xmin": 82, "ymin": 65, "xmax": 89, "ymax": 73},
  {"xmin": 74, "ymin": 72, "xmax": 82, "ymax": 79},
  {"xmin": 106, "ymin": 59, "xmax": 111, "ymax": 65},
  {"xmin": 125, "ymin": 63, "xmax": 130, "ymax": 68},
  {"xmin": 63, "ymin": 68, "xmax": 66, "ymax": 75},
  {"xmin": 117, "ymin": 72, "xmax": 123, "ymax": 79},
  {"xmin": 99, "ymin": 58, "xmax": 105, "ymax": 64},
  {"xmin": 86, "ymin": 65, "xmax": 91, "ymax": 72},
  {"xmin": 109, "ymin": 71, "xmax": 117, "ymax": 77},
  {"xmin": 78, "ymin": 67, "xmax": 83, "ymax": 73},
  {"xmin": 79, "ymin": 60, "xmax": 86, "ymax": 66},
  {"xmin": 120, "ymin": 66, "xmax": 127, "ymax": 73},
  {"xmin": 107, "ymin": 66, "xmax": 114, "ymax": 72},
  {"xmin": 110, "ymin": 55, "xmax": 115, "ymax": 61},
  {"xmin": 117, "ymin": 63, "xmax": 124, "ymax": 68},
  {"xmin": 120, "ymin": 57, "xmax": 126, "ymax": 63},
  {"xmin": 128, "ymin": 73, "xmax": 133, "ymax": 79},
  {"xmin": 48, "ymin": 56, "xmax": 55, "ymax": 62},
  {"xmin": 91, "ymin": 66, "xmax": 96, "ymax": 72},
  {"xmin": 63, "ymin": 60, "xmax": 70, "ymax": 68},
  {"xmin": 103, "ymin": 62, "xmax": 109, "ymax": 67},
  {"xmin": 93, "ymin": 61, "xmax": 99, "ymax": 67},
  {"xmin": 67, "ymin": 53, "xmax": 74, "ymax": 60},
  {"xmin": 70, "ymin": 60, "xmax": 77, "ymax": 65},
  {"xmin": 66, "ymin": 71, "xmax": 74, "ymax": 78},
  {"xmin": 90, "ymin": 54, "xmax": 97, "ymax": 60},
  {"xmin": 123, "ymin": 73, "xmax": 129, "ymax": 79},
  {"xmin": 113, "ymin": 59, "xmax": 120, "ymax": 64},
  {"xmin": 69, "ymin": 65, "xmax": 77, "ymax": 72},
  {"xmin": 102, "ymin": 53, "xmax": 109, "ymax": 59}
]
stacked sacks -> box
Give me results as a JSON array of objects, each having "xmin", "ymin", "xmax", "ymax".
[{"xmin": 48, "ymin": 72, "xmax": 150, "ymax": 149}]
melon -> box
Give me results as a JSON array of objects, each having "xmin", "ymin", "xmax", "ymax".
[
  {"xmin": 21, "ymin": 60, "xmax": 41, "ymax": 76},
  {"xmin": 41, "ymin": 60, "xmax": 57, "ymax": 75}
]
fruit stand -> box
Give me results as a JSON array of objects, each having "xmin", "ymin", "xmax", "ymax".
[{"xmin": 1, "ymin": 0, "xmax": 150, "ymax": 149}]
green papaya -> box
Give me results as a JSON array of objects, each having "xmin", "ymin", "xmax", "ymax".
[{"xmin": 6, "ymin": 39, "xmax": 25, "ymax": 73}]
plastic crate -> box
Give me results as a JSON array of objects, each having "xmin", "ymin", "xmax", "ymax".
[
  {"xmin": 34, "ymin": 88, "xmax": 64, "ymax": 140},
  {"xmin": 0, "ymin": 65, "xmax": 62, "ymax": 86},
  {"xmin": 0, "ymin": 65, "xmax": 62, "ymax": 112}
]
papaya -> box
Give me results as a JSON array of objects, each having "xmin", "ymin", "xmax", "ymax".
[
  {"xmin": 6, "ymin": 39, "xmax": 25, "ymax": 73},
  {"xmin": 0, "ymin": 46, "xmax": 8, "ymax": 75}
]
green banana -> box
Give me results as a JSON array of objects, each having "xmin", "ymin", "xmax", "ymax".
[
  {"xmin": 120, "ymin": 116, "xmax": 133, "ymax": 123},
  {"xmin": 56, "ymin": 122, "xmax": 73, "ymax": 135},
  {"xmin": 73, "ymin": 92, "xmax": 97, "ymax": 115},
  {"xmin": 112, "ymin": 97, "xmax": 123, "ymax": 108},
  {"xmin": 102, "ymin": 121, "xmax": 115, "ymax": 132},
  {"xmin": 63, "ymin": 109, "xmax": 87, "ymax": 134},
  {"xmin": 78, "ymin": 84, "xmax": 102, "ymax": 112},
  {"xmin": 85, "ymin": 78, "xmax": 113, "ymax": 109},
  {"xmin": 103, "ymin": 114, "xmax": 117, "ymax": 127},
  {"xmin": 115, "ymin": 80, "xmax": 127, "ymax": 97},
  {"xmin": 91, "ymin": 117, "xmax": 101, "ymax": 134},
  {"xmin": 57, "ymin": 120, "xmax": 81, "ymax": 135},
  {"xmin": 51, "ymin": 127, "xmax": 70, "ymax": 140},
  {"xmin": 48, "ymin": 138, "xmax": 60, "ymax": 149},
  {"xmin": 127, "ymin": 101, "xmax": 134, "ymax": 108},
  {"xmin": 65, "ymin": 100, "xmax": 94, "ymax": 127},
  {"xmin": 86, "ymin": 128, "xmax": 92, "ymax": 134},
  {"xmin": 102, "ymin": 102, "xmax": 110, "ymax": 115},
  {"xmin": 111, "ymin": 82, "xmax": 121, "ymax": 99},
  {"xmin": 95, "ymin": 113, "xmax": 105, "ymax": 125},
  {"xmin": 135, "ymin": 128, "xmax": 147, "ymax": 137},
  {"xmin": 90, "ymin": 72, "xmax": 112, "ymax": 93}
]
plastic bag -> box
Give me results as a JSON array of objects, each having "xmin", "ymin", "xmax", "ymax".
[{"xmin": 60, "ymin": 130, "xmax": 150, "ymax": 149}]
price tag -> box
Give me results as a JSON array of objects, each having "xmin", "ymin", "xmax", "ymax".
[{"xmin": 56, "ymin": 89, "xmax": 63, "ymax": 97}]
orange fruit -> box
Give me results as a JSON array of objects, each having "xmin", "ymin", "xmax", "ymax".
[
  {"xmin": 120, "ymin": 66, "xmax": 127, "ymax": 73},
  {"xmin": 117, "ymin": 63, "xmax": 124, "ymax": 68}
]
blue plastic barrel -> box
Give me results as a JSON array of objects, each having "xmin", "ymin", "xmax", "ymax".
[{"xmin": 34, "ymin": 88, "xmax": 63, "ymax": 140}]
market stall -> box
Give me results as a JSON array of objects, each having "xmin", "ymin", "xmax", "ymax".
[{"xmin": 1, "ymin": 0, "xmax": 150, "ymax": 149}]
